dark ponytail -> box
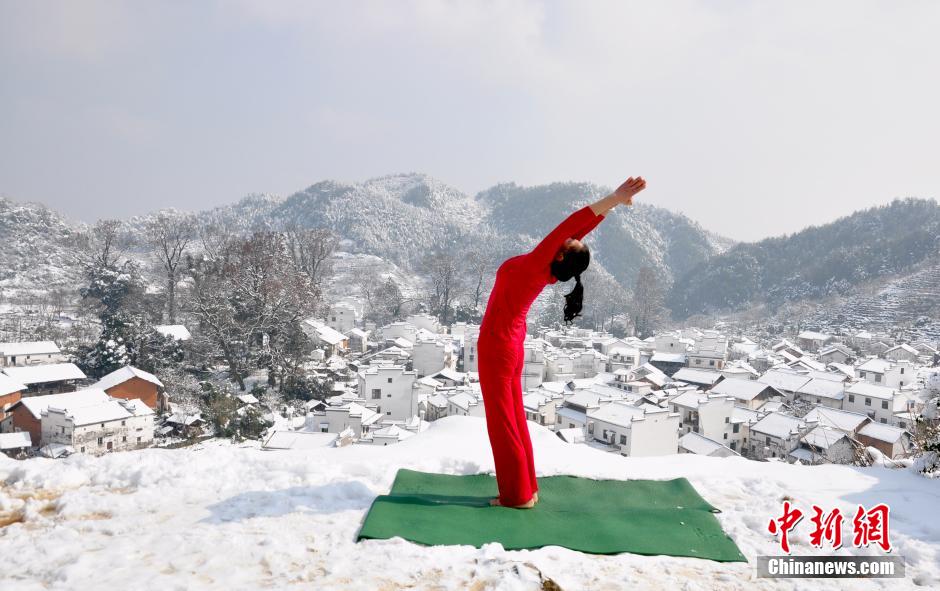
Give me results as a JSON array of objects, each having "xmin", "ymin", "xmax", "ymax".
[{"xmin": 563, "ymin": 274, "xmax": 584, "ymax": 325}]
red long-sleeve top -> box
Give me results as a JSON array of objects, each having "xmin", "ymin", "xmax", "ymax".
[{"xmin": 479, "ymin": 205, "xmax": 606, "ymax": 346}]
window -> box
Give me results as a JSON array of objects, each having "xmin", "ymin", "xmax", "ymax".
[
  {"xmin": 569, "ymin": 423, "xmax": 574, "ymax": 428},
  {"xmin": 122, "ymin": 436, "xmax": 127, "ymax": 443},
  {"xmin": 387, "ymin": 411, "xmax": 391, "ymax": 415},
  {"xmin": 709, "ymin": 360, "xmax": 715, "ymax": 366},
  {"xmin": 859, "ymin": 371, "xmax": 866, "ymax": 379},
  {"xmin": 97, "ymin": 437, "xmax": 103, "ymax": 444},
  {"xmin": 733, "ymin": 423, "xmax": 740, "ymax": 433},
  {"xmin": 875, "ymin": 375, "xmax": 881, "ymax": 383},
  {"xmin": 723, "ymin": 433, "xmax": 728, "ymax": 440},
  {"xmin": 695, "ymin": 359, "xmax": 701, "ymax": 365},
  {"xmin": 80, "ymin": 447, "xmax": 85, "ymax": 452},
  {"xmin": 865, "ymin": 398, "xmax": 871, "ymax": 406},
  {"xmin": 880, "ymin": 418, "xmax": 887, "ymax": 424},
  {"xmin": 101, "ymin": 423, "xmax": 105, "ymax": 428},
  {"xmin": 386, "ymin": 393, "xmax": 391, "ymax": 398},
  {"xmin": 387, "ymin": 377, "xmax": 393, "ymax": 383},
  {"xmin": 848, "ymin": 394, "xmax": 855, "ymax": 403},
  {"xmin": 725, "ymin": 417, "xmax": 730, "ymax": 423},
  {"xmin": 765, "ymin": 436, "xmax": 771, "ymax": 445},
  {"xmin": 881, "ymin": 401, "xmax": 888, "ymax": 409},
  {"xmin": 137, "ymin": 437, "xmax": 141, "ymax": 443},
  {"xmin": 901, "ymin": 368, "xmax": 905, "ymax": 374},
  {"xmin": 619, "ymin": 434, "xmax": 626, "ymax": 445},
  {"xmin": 372, "ymin": 388, "xmax": 381, "ymax": 399},
  {"xmin": 121, "ymin": 420, "xmax": 125, "ymax": 426},
  {"xmin": 588, "ymin": 423, "xmax": 594, "ymax": 434}
]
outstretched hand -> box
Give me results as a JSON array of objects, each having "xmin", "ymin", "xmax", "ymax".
[{"xmin": 615, "ymin": 176, "xmax": 646, "ymax": 205}]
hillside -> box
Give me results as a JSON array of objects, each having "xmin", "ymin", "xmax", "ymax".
[
  {"xmin": 1, "ymin": 416, "xmax": 937, "ymax": 590},
  {"xmin": 668, "ymin": 198, "xmax": 940, "ymax": 319}
]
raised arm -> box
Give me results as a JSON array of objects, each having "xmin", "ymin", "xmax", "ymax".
[{"xmin": 526, "ymin": 176, "xmax": 647, "ymax": 267}]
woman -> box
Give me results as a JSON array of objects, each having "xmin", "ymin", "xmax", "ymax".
[{"xmin": 479, "ymin": 176, "xmax": 647, "ymax": 508}]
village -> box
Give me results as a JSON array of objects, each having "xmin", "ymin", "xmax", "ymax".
[{"xmin": 2, "ymin": 302, "xmax": 938, "ymax": 467}]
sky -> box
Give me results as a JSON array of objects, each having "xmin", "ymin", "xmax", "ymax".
[{"xmin": 1, "ymin": 1, "xmax": 938, "ymax": 242}]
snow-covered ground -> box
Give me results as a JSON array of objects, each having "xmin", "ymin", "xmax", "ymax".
[{"xmin": 1, "ymin": 416, "xmax": 938, "ymax": 590}]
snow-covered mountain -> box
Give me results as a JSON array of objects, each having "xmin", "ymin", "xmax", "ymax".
[{"xmin": 1, "ymin": 416, "xmax": 937, "ymax": 590}]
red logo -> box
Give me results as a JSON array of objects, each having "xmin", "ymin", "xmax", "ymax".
[{"xmin": 768, "ymin": 502, "xmax": 891, "ymax": 554}]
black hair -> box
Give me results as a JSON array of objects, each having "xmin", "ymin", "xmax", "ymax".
[{"xmin": 551, "ymin": 245, "xmax": 590, "ymax": 325}]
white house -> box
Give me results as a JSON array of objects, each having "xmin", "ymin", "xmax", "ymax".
[
  {"xmin": 521, "ymin": 341, "xmax": 546, "ymax": 390},
  {"xmin": 301, "ymin": 318, "xmax": 348, "ymax": 357},
  {"xmin": 586, "ymin": 401, "xmax": 680, "ymax": 457},
  {"xmin": 792, "ymin": 378, "xmax": 845, "ymax": 409},
  {"xmin": 463, "ymin": 325, "xmax": 481, "ymax": 373},
  {"xmin": 0, "ymin": 341, "xmax": 63, "ymax": 367},
  {"xmin": 672, "ymin": 368, "xmax": 724, "ymax": 389},
  {"xmin": 446, "ymin": 391, "xmax": 484, "ymax": 418},
  {"xmin": 667, "ymin": 390, "xmax": 735, "ymax": 442},
  {"xmin": 729, "ymin": 405, "xmax": 761, "ymax": 454},
  {"xmin": 797, "ymin": 331, "xmax": 833, "ymax": 352},
  {"xmin": 405, "ymin": 314, "xmax": 442, "ymax": 334},
  {"xmin": 357, "ymin": 365, "xmax": 417, "ymax": 420},
  {"xmin": 817, "ymin": 344, "xmax": 853, "ymax": 365},
  {"xmin": 855, "ymin": 422, "xmax": 913, "ymax": 459},
  {"xmin": 522, "ymin": 392, "xmax": 556, "ymax": 427},
  {"xmin": 320, "ymin": 402, "xmax": 383, "ymax": 438},
  {"xmin": 844, "ymin": 382, "xmax": 898, "ymax": 424},
  {"xmin": 855, "ymin": 358, "xmax": 914, "ymax": 389},
  {"xmin": 41, "ymin": 397, "xmax": 154, "ymax": 455},
  {"xmin": 326, "ymin": 301, "xmax": 359, "ymax": 334},
  {"xmin": 381, "ymin": 321, "xmax": 419, "ymax": 344},
  {"xmin": 412, "ymin": 338, "xmax": 450, "ymax": 377}
]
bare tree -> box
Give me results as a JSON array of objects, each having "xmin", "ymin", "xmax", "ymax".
[
  {"xmin": 631, "ymin": 267, "xmax": 665, "ymax": 339},
  {"xmin": 147, "ymin": 213, "xmax": 194, "ymax": 323},
  {"xmin": 283, "ymin": 224, "xmax": 338, "ymax": 287},
  {"xmin": 424, "ymin": 249, "xmax": 465, "ymax": 327}
]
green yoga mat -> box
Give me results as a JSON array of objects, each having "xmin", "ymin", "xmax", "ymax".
[{"xmin": 357, "ymin": 468, "xmax": 746, "ymax": 562}]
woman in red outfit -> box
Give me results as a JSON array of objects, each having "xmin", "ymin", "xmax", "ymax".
[{"xmin": 479, "ymin": 176, "xmax": 647, "ymax": 509}]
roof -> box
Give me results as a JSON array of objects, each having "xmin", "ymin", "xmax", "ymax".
[
  {"xmin": 679, "ymin": 431, "xmax": 738, "ymax": 456},
  {"xmin": 237, "ymin": 394, "xmax": 259, "ymax": 405},
  {"xmin": 857, "ymin": 358, "xmax": 892, "ymax": 374},
  {"xmin": 15, "ymin": 388, "xmax": 110, "ymax": 420},
  {"xmin": 447, "ymin": 392, "xmax": 477, "ymax": 411},
  {"xmin": 154, "ymin": 325, "xmax": 192, "ymax": 340},
  {"xmin": 846, "ymin": 382, "xmax": 896, "ymax": 400},
  {"xmin": 556, "ymin": 428, "xmax": 584, "ymax": 444},
  {"xmin": 262, "ymin": 430, "xmax": 337, "ymax": 450},
  {"xmin": 3, "ymin": 363, "xmax": 86, "ymax": 385},
  {"xmin": 798, "ymin": 331, "xmax": 832, "ymax": 341},
  {"xmin": 801, "ymin": 425, "xmax": 851, "ymax": 449},
  {"xmin": 52, "ymin": 399, "xmax": 133, "ymax": 426},
  {"xmin": 858, "ymin": 422, "xmax": 907, "ymax": 443},
  {"xmin": 371, "ymin": 425, "xmax": 415, "ymax": 441},
  {"xmin": 795, "ymin": 378, "xmax": 845, "ymax": 400},
  {"xmin": 0, "ymin": 373, "xmax": 27, "ymax": 397},
  {"xmin": 651, "ymin": 352, "xmax": 687, "ymax": 363},
  {"xmin": 302, "ymin": 318, "xmax": 347, "ymax": 345},
  {"xmin": 94, "ymin": 366, "xmax": 164, "ymax": 391},
  {"xmin": 522, "ymin": 392, "xmax": 550, "ymax": 411},
  {"xmin": 0, "ymin": 431, "xmax": 32, "ymax": 450},
  {"xmin": 669, "ymin": 390, "xmax": 710, "ymax": 409},
  {"xmin": 0, "ymin": 340, "xmax": 60, "ymax": 357},
  {"xmin": 803, "ymin": 406, "xmax": 869, "ymax": 432},
  {"xmin": 587, "ymin": 401, "xmax": 644, "ymax": 426},
  {"xmin": 731, "ymin": 405, "xmax": 761, "ymax": 424},
  {"xmin": 710, "ymin": 378, "xmax": 775, "ymax": 401},
  {"xmin": 885, "ymin": 343, "xmax": 919, "ymax": 355},
  {"xmin": 758, "ymin": 369, "xmax": 812, "ymax": 393},
  {"xmin": 672, "ymin": 368, "xmax": 723, "ymax": 386},
  {"xmin": 750, "ymin": 411, "xmax": 804, "ymax": 439}
]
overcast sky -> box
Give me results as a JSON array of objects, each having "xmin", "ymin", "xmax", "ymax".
[{"xmin": 1, "ymin": 1, "xmax": 938, "ymax": 241}]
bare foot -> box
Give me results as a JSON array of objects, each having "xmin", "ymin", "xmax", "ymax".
[{"xmin": 533, "ymin": 491, "xmax": 539, "ymax": 504}]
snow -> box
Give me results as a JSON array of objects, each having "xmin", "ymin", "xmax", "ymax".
[
  {"xmin": 0, "ymin": 340, "xmax": 60, "ymax": 357},
  {"xmin": 0, "ymin": 373, "xmax": 27, "ymax": 396},
  {"xmin": 2, "ymin": 415, "xmax": 938, "ymax": 589},
  {"xmin": 94, "ymin": 366, "xmax": 164, "ymax": 391},
  {"xmin": 0, "ymin": 431, "xmax": 31, "ymax": 450},
  {"xmin": 857, "ymin": 422, "xmax": 908, "ymax": 444},
  {"xmin": 15, "ymin": 389, "xmax": 111, "ymax": 420},
  {"xmin": 153, "ymin": 325, "xmax": 192, "ymax": 341},
  {"xmin": 2, "ymin": 363, "xmax": 86, "ymax": 385}
]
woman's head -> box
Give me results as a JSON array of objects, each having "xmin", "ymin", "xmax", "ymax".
[{"xmin": 551, "ymin": 239, "xmax": 591, "ymax": 325}]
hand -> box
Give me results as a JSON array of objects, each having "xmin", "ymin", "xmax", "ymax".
[{"xmin": 614, "ymin": 176, "xmax": 646, "ymax": 205}]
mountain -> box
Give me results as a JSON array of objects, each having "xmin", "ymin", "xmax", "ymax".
[
  {"xmin": 667, "ymin": 198, "xmax": 940, "ymax": 319},
  {"xmin": 1, "ymin": 416, "xmax": 937, "ymax": 589}
]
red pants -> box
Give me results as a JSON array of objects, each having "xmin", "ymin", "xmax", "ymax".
[{"xmin": 478, "ymin": 339, "xmax": 538, "ymax": 506}]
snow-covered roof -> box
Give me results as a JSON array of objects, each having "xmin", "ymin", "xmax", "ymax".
[
  {"xmin": 0, "ymin": 431, "xmax": 32, "ymax": 450},
  {"xmin": 750, "ymin": 412, "xmax": 804, "ymax": 439},
  {"xmin": 392, "ymin": 336, "xmax": 413, "ymax": 349},
  {"xmin": 669, "ymin": 390, "xmax": 709, "ymax": 409},
  {"xmin": 303, "ymin": 318, "xmax": 348, "ymax": 346},
  {"xmin": 432, "ymin": 367, "xmax": 465, "ymax": 382},
  {"xmin": 710, "ymin": 378, "xmax": 775, "ymax": 401},
  {"xmin": 237, "ymin": 394, "xmax": 259, "ymax": 405},
  {"xmin": 731, "ymin": 405, "xmax": 761, "ymax": 424},
  {"xmin": 885, "ymin": 343, "xmax": 919, "ymax": 355},
  {"xmin": 154, "ymin": 325, "xmax": 192, "ymax": 341},
  {"xmin": 679, "ymin": 431, "xmax": 737, "ymax": 456},
  {"xmin": 0, "ymin": 373, "xmax": 27, "ymax": 397},
  {"xmin": 522, "ymin": 392, "xmax": 550, "ymax": 411},
  {"xmin": 857, "ymin": 358, "xmax": 892, "ymax": 374},
  {"xmin": 447, "ymin": 392, "xmax": 478, "ymax": 411},
  {"xmin": 858, "ymin": 422, "xmax": 907, "ymax": 443},
  {"xmin": 3, "ymin": 363, "xmax": 86, "ymax": 385},
  {"xmin": 371, "ymin": 425, "xmax": 415, "ymax": 441},
  {"xmin": 845, "ymin": 382, "xmax": 895, "ymax": 400},
  {"xmin": 262, "ymin": 430, "xmax": 337, "ymax": 450},
  {"xmin": 803, "ymin": 406, "xmax": 869, "ymax": 432},
  {"xmin": 798, "ymin": 331, "xmax": 831, "ymax": 341},
  {"xmin": 348, "ymin": 328, "xmax": 369, "ymax": 338},
  {"xmin": 53, "ymin": 399, "xmax": 134, "ymax": 426},
  {"xmin": 586, "ymin": 401, "xmax": 644, "ymax": 426},
  {"xmin": 94, "ymin": 366, "xmax": 164, "ymax": 391},
  {"xmin": 556, "ymin": 406, "xmax": 586, "ymax": 423},
  {"xmin": 15, "ymin": 388, "xmax": 110, "ymax": 420},
  {"xmin": 556, "ymin": 427, "xmax": 584, "ymax": 443},
  {"xmin": 795, "ymin": 379, "xmax": 845, "ymax": 400},
  {"xmin": 758, "ymin": 369, "xmax": 812, "ymax": 393},
  {"xmin": 672, "ymin": 368, "xmax": 723, "ymax": 386},
  {"xmin": 801, "ymin": 425, "xmax": 850, "ymax": 450},
  {"xmin": 650, "ymin": 352, "xmax": 687, "ymax": 363},
  {"xmin": 0, "ymin": 340, "xmax": 60, "ymax": 357}
]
